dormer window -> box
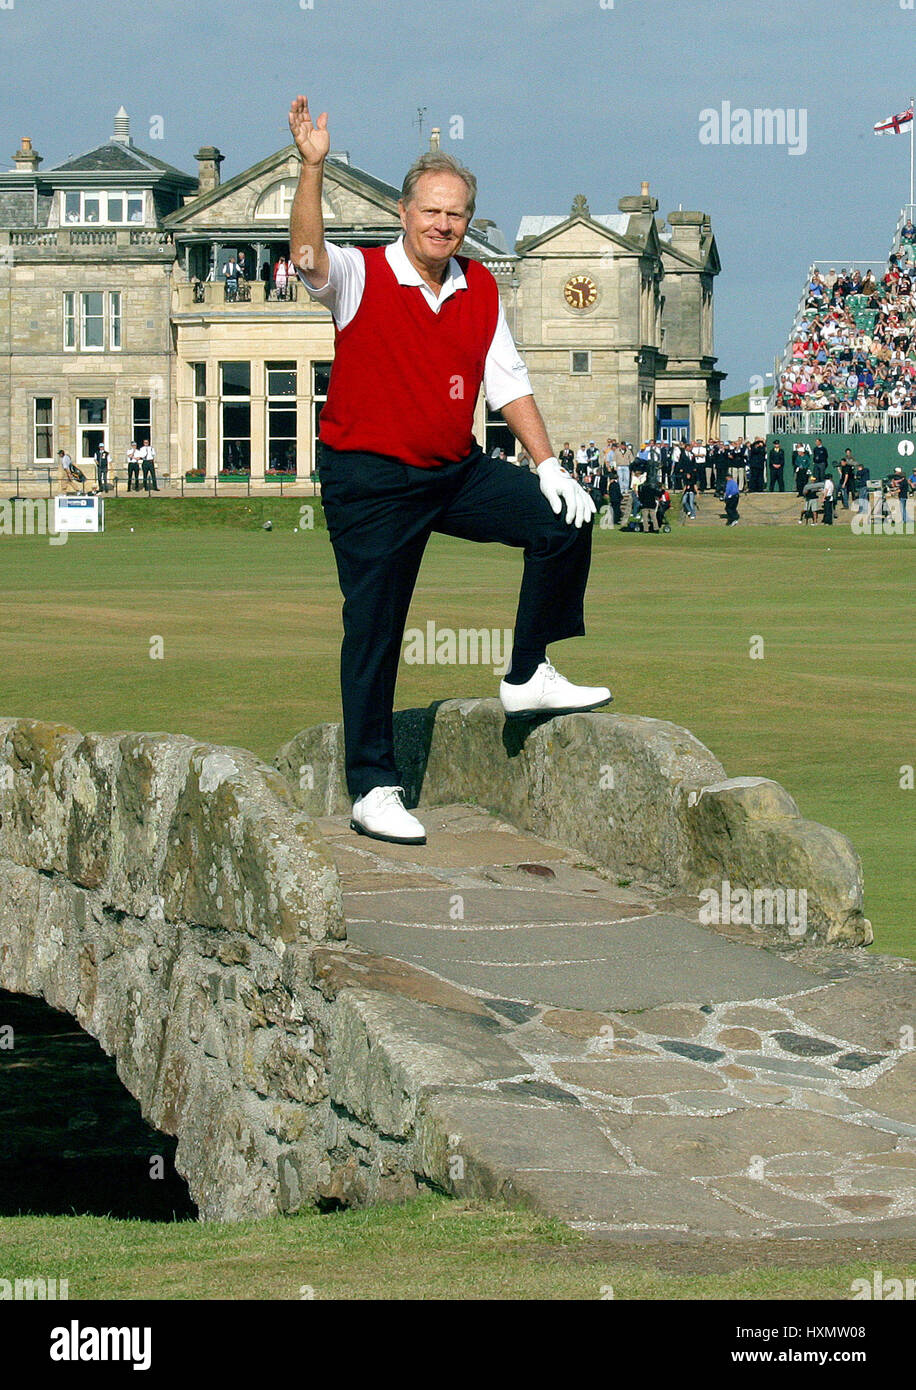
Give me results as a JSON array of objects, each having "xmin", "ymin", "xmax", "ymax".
[{"xmin": 62, "ymin": 190, "xmax": 146, "ymax": 225}]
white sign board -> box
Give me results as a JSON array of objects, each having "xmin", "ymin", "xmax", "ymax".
[
  {"xmin": 54, "ymin": 496, "xmax": 104, "ymax": 532},
  {"xmin": 748, "ymin": 396, "xmax": 768, "ymax": 414}
]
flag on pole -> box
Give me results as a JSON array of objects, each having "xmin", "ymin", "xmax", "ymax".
[{"xmin": 874, "ymin": 104, "xmax": 914, "ymax": 135}]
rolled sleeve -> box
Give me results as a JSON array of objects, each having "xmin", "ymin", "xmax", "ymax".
[
  {"xmin": 296, "ymin": 243, "xmax": 366, "ymax": 328},
  {"xmin": 484, "ymin": 302, "xmax": 533, "ymax": 411}
]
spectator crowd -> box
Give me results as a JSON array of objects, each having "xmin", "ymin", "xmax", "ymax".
[
  {"xmin": 549, "ymin": 435, "xmax": 915, "ymax": 529},
  {"xmin": 774, "ymin": 219, "xmax": 916, "ymax": 422}
]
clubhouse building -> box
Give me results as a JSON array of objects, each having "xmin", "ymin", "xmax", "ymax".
[{"xmin": 0, "ymin": 109, "xmax": 725, "ymax": 480}]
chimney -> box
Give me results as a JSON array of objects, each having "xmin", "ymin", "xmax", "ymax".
[
  {"xmin": 12, "ymin": 136, "xmax": 41, "ymax": 173},
  {"xmin": 618, "ymin": 181, "xmax": 658, "ymax": 215},
  {"xmin": 429, "ymin": 127, "xmax": 441, "ymax": 152},
  {"xmin": 111, "ymin": 107, "xmax": 131, "ymax": 144},
  {"xmin": 195, "ymin": 145, "xmax": 224, "ymax": 196},
  {"xmin": 666, "ymin": 209, "xmax": 706, "ymax": 253}
]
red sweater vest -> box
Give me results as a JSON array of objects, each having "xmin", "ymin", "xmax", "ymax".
[{"xmin": 319, "ymin": 246, "xmax": 500, "ymax": 468}]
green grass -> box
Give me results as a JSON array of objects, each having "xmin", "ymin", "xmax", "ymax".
[
  {"xmin": 0, "ymin": 505, "xmax": 911, "ymax": 954},
  {"xmin": 1, "ymin": 508, "xmax": 914, "ymax": 1299},
  {"xmin": 0, "ymin": 1194, "xmax": 909, "ymax": 1300}
]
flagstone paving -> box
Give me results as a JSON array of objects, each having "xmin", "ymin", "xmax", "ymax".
[{"xmin": 316, "ymin": 804, "xmax": 916, "ymax": 1242}]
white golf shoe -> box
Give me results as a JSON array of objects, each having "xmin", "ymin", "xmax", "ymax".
[
  {"xmin": 350, "ymin": 785, "xmax": 427, "ymax": 845},
  {"xmin": 499, "ymin": 660, "xmax": 612, "ymax": 720}
]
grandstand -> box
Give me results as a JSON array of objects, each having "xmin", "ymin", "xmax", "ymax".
[{"xmin": 766, "ymin": 205, "xmax": 916, "ymax": 461}]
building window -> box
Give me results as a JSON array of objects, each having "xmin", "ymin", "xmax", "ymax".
[
  {"xmin": 64, "ymin": 291, "xmax": 121, "ymax": 351},
  {"xmin": 267, "ymin": 361, "xmax": 297, "ymax": 473},
  {"xmin": 254, "ymin": 180, "xmax": 299, "ymax": 220},
  {"xmin": 571, "ymin": 350, "xmax": 591, "ymax": 375},
  {"xmin": 109, "ymin": 291, "xmax": 121, "ymax": 350},
  {"xmin": 312, "ymin": 361, "xmax": 332, "ymax": 472},
  {"xmin": 132, "ymin": 397, "xmax": 152, "ymax": 448},
  {"xmin": 62, "ymin": 190, "xmax": 145, "ymax": 225},
  {"xmin": 220, "ymin": 362, "xmax": 251, "ymax": 472},
  {"xmin": 485, "ymin": 405, "xmax": 516, "ymax": 461},
  {"xmin": 190, "ymin": 363, "xmax": 207, "ymax": 472},
  {"xmin": 77, "ymin": 398, "xmax": 108, "ymax": 467},
  {"xmin": 63, "ymin": 292, "xmax": 76, "ymax": 350},
  {"xmin": 81, "ymin": 291, "xmax": 104, "ymax": 350},
  {"xmin": 34, "ymin": 398, "xmax": 53, "ymax": 462}
]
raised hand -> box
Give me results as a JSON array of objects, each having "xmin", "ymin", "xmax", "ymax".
[{"xmin": 288, "ymin": 95, "xmax": 330, "ymax": 165}]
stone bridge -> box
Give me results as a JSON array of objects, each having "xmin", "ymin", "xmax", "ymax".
[{"xmin": 3, "ymin": 705, "xmax": 906, "ymax": 1241}]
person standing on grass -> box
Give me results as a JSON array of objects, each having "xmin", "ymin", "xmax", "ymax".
[{"xmin": 288, "ymin": 94, "xmax": 610, "ymax": 848}]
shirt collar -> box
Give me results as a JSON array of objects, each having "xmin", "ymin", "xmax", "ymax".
[{"xmin": 386, "ymin": 234, "xmax": 467, "ymax": 298}]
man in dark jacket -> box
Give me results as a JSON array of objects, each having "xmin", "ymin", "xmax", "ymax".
[
  {"xmin": 748, "ymin": 438, "xmax": 766, "ymax": 492},
  {"xmin": 812, "ymin": 437, "xmax": 829, "ymax": 480},
  {"xmin": 768, "ymin": 440, "xmax": 786, "ymax": 492},
  {"xmin": 607, "ymin": 470, "xmax": 623, "ymax": 527}
]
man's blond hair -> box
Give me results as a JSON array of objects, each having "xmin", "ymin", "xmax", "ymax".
[{"xmin": 400, "ymin": 152, "xmax": 477, "ymax": 220}]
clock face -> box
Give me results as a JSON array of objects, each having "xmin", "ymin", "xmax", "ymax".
[{"xmin": 564, "ymin": 274, "xmax": 598, "ymax": 310}]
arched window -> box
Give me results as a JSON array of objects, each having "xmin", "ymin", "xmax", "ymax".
[{"xmin": 254, "ymin": 180, "xmax": 336, "ymax": 221}]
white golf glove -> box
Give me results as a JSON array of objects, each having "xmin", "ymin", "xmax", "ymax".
[{"xmin": 536, "ymin": 456, "xmax": 596, "ymax": 528}]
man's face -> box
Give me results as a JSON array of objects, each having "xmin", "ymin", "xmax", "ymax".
[{"xmin": 399, "ymin": 172, "xmax": 470, "ymax": 272}]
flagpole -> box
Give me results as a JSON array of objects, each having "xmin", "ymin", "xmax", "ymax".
[{"xmin": 910, "ymin": 97, "xmax": 914, "ymax": 212}]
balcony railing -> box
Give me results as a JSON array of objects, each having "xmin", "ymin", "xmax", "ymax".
[
  {"xmin": 176, "ymin": 280, "xmax": 304, "ymax": 310},
  {"xmin": 767, "ymin": 408, "xmax": 916, "ymax": 436}
]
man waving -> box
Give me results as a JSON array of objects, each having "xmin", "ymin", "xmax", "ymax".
[{"xmin": 288, "ymin": 95, "xmax": 610, "ymax": 846}]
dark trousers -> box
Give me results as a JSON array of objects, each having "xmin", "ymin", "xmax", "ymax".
[
  {"xmin": 142, "ymin": 462, "xmax": 158, "ymax": 491},
  {"xmin": 127, "ymin": 461, "xmax": 140, "ymax": 491},
  {"xmin": 319, "ymin": 444, "xmax": 593, "ymax": 798},
  {"xmin": 725, "ymin": 494, "xmax": 740, "ymax": 523}
]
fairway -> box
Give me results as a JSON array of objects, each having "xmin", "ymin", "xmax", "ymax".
[{"xmin": 0, "ymin": 505, "xmax": 913, "ymax": 956}]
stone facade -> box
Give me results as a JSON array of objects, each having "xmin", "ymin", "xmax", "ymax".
[{"xmin": 0, "ymin": 111, "xmax": 724, "ymax": 481}]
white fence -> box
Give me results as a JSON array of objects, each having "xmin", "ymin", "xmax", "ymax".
[{"xmin": 767, "ymin": 409, "xmax": 916, "ymax": 437}]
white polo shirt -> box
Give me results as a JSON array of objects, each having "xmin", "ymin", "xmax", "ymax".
[{"xmin": 296, "ymin": 235, "xmax": 533, "ymax": 412}]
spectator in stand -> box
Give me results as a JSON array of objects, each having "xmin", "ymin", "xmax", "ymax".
[
  {"xmin": 768, "ymin": 438, "xmax": 786, "ymax": 491},
  {"xmin": 902, "ymin": 219, "xmax": 916, "ymax": 247}
]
